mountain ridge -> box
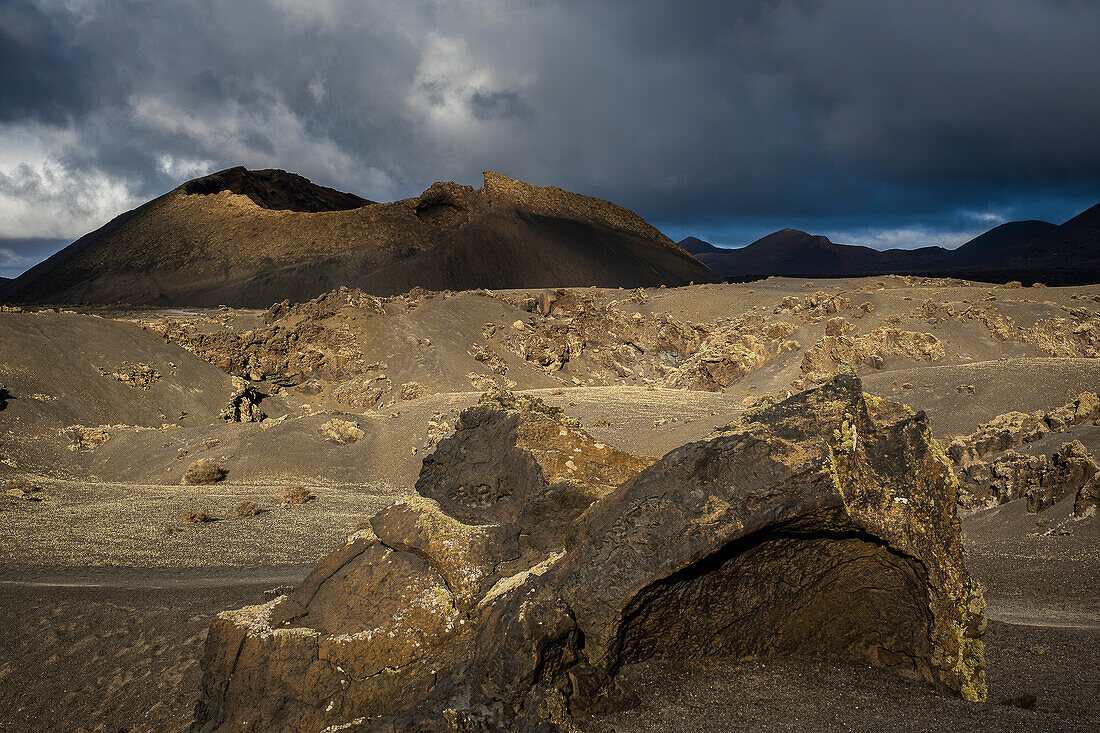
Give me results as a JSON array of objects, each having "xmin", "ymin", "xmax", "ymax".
[{"xmin": 681, "ymin": 205, "xmax": 1099, "ymax": 284}]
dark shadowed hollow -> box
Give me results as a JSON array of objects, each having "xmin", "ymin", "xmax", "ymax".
[{"xmin": 616, "ymin": 524, "xmax": 934, "ymax": 683}]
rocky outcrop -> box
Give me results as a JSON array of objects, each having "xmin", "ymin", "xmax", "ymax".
[
  {"xmin": 497, "ymin": 291, "xmax": 799, "ymax": 390},
  {"xmin": 219, "ymin": 379, "xmax": 266, "ymax": 422},
  {"xmin": 947, "ymin": 392, "xmax": 1100, "ymax": 465},
  {"xmin": 416, "ymin": 391, "xmax": 652, "ymax": 552},
  {"xmin": 797, "ymin": 327, "xmax": 945, "ymax": 387},
  {"xmin": 193, "ymin": 392, "xmax": 650, "ymax": 733},
  {"xmin": 773, "ymin": 290, "xmax": 853, "ymax": 322},
  {"xmin": 193, "ymin": 377, "xmax": 986, "ymax": 733},
  {"xmin": 957, "ymin": 440, "xmax": 1099, "ymax": 512},
  {"xmin": 1076, "ymin": 475, "xmax": 1100, "ymax": 518}
]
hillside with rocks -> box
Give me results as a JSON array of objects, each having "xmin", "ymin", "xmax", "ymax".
[{"xmin": 1, "ymin": 275, "xmax": 1098, "ymax": 731}]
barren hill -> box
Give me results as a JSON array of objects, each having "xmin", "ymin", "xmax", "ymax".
[{"xmin": 0, "ymin": 168, "xmax": 715, "ymax": 307}]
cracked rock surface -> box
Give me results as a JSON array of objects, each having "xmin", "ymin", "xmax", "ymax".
[{"xmin": 193, "ymin": 376, "xmax": 987, "ymax": 732}]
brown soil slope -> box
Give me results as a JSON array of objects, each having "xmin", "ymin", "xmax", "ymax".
[{"xmin": 0, "ymin": 168, "xmax": 715, "ymax": 307}]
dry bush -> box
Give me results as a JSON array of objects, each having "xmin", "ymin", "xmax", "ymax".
[
  {"xmin": 180, "ymin": 508, "xmax": 218, "ymax": 523},
  {"xmin": 320, "ymin": 418, "xmax": 364, "ymax": 444},
  {"xmin": 183, "ymin": 458, "xmax": 226, "ymax": 485},
  {"xmin": 4, "ymin": 478, "xmax": 42, "ymax": 500},
  {"xmin": 235, "ymin": 500, "xmax": 264, "ymax": 517},
  {"xmin": 284, "ymin": 486, "xmax": 315, "ymax": 505},
  {"xmin": 62, "ymin": 424, "xmax": 111, "ymax": 451}
]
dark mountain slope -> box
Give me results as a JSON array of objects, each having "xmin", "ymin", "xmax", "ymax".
[
  {"xmin": 690, "ymin": 229, "xmax": 948, "ymax": 280},
  {"xmin": 689, "ymin": 203, "xmax": 1100, "ymax": 284},
  {"xmin": 946, "ymin": 220, "xmax": 1056, "ymax": 267},
  {"xmin": 0, "ymin": 168, "xmax": 716, "ymax": 307},
  {"xmin": 678, "ymin": 236, "xmax": 725, "ymax": 255}
]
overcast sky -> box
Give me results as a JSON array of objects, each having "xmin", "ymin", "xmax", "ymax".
[{"xmin": 2, "ymin": 0, "xmax": 1100, "ymax": 277}]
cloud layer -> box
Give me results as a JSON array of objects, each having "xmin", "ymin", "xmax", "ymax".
[{"xmin": 2, "ymin": 0, "xmax": 1099, "ymax": 266}]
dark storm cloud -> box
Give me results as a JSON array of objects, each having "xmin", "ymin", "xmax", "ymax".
[
  {"xmin": 0, "ymin": 0, "xmax": 92, "ymax": 123},
  {"xmin": 469, "ymin": 90, "xmax": 530, "ymax": 122},
  {"xmin": 0, "ymin": 237, "xmax": 69, "ymax": 278},
  {"xmin": 1, "ymin": 0, "xmax": 1099, "ymax": 269}
]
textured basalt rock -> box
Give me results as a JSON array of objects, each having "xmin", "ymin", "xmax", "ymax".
[
  {"xmin": 797, "ymin": 327, "xmax": 945, "ymax": 387},
  {"xmin": 957, "ymin": 440, "xmax": 1099, "ymax": 512},
  {"xmin": 498, "ymin": 291, "xmax": 798, "ymax": 390},
  {"xmin": 219, "ymin": 379, "xmax": 266, "ymax": 422},
  {"xmin": 193, "ymin": 377, "xmax": 986, "ymax": 733},
  {"xmin": 416, "ymin": 391, "xmax": 652, "ymax": 552},
  {"xmin": 947, "ymin": 392, "xmax": 1100, "ymax": 466}
]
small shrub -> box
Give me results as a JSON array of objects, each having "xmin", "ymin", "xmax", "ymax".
[
  {"xmin": 284, "ymin": 486, "xmax": 315, "ymax": 505},
  {"xmin": 180, "ymin": 508, "xmax": 218, "ymax": 523},
  {"xmin": 183, "ymin": 458, "xmax": 226, "ymax": 485},
  {"xmin": 235, "ymin": 500, "xmax": 264, "ymax": 517},
  {"xmin": 320, "ymin": 418, "xmax": 364, "ymax": 444},
  {"xmin": 4, "ymin": 478, "xmax": 42, "ymax": 500}
]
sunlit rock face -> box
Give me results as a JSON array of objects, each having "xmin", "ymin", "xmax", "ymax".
[{"xmin": 193, "ymin": 376, "xmax": 986, "ymax": 733}]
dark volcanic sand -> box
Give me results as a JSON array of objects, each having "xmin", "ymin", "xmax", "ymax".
[
  {"xmin": 2, "ymin": 278, "xmax": 1099, "ymax": 731},
  {"xmin": 1, "ymin": 517, "xmax": 1097, "ymax": 733}
]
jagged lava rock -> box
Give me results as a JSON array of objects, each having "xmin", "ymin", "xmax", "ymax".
[
  {"xmin": 194, "ymin": 377, "xmax": 986, "ymax": 733},
  {"xmin": 193, "ymin": 392, "xmax": 650, "ymax": 733}
]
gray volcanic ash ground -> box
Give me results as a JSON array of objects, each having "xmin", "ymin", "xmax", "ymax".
[{"xmin": 1, "ymin": 276, "xmax": 1099, "ymax": 731}]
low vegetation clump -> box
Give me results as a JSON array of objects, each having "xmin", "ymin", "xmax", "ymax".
[
  {"xmin": 180, "ymin": 508, "xmax": 218, "ymax": 523},
  {"xmin": 62, "ymin": 424, "xmax": 111, "ymax": 451},
  {"xmin": 4, "ymin": 478, "xmax": 43, "ymax": 500},
  {"xmin": 183, "ymin": 458, "xmax": 227, "ymax": 485},
  {"xmin": 235, "ymin": 500, "xmax": 264, "ymax": 517},
  {"xmin": 284, "ymin": 486, "xmax": 315, "ymax": 505},
  {"xmin": 320, "ymin": 418, "xmax": 364, "ymax": 444}
]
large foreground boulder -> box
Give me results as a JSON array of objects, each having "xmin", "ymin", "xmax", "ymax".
[{"xmin": 193, "ymin": 377, "xmax": 986, "ymax": 733}]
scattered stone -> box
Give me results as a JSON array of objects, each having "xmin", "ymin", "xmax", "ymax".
[
  {"xmin": 102, "ymin": 361, "xmax": 161, "ymax": 390},
  {"xmin": 332, "ymin": 380, "xmax": 385, "ymax": 410},
  {"xmin": 4, "ymin": 478, "xmax": 43, "ymax": 501},
  {"xmin": 399, "ymin": 381, "xmax": 429, "ymax": 401},
  {"xmin": 1000, "ymin": 694, "xmax": 1037, "ymax": 709},
  {"xmin": 470, "ymin": 343, "xmax": 508, "ymax": 375},
  {"xmin": 62, "ymin": 424, "xmax": 111, "ymax": 451}
]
